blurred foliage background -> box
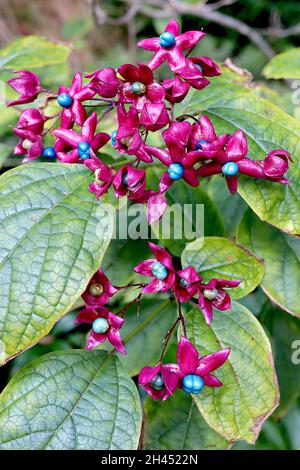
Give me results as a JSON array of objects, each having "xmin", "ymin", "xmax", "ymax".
[
  {"xmin": 0, "ymin": 0, "xmax": 300, "ymax": 450},
  {"xmin": 0, "ymin": 0, "xmax": 299, "ymax": 76}
]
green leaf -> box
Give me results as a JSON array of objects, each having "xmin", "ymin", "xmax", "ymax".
[
  {"xmin": 184, "ymin": 302, "xmax": 279, "ymax": 443},
  {"xmin": 150, "ymin": 170, "xmax": 224, "ymax": 257},
  {"xmin": 0, "ymin": 143, "xmax": 11, "ymax": 169},
  {"xmin": 0, "ymin": 163, "xmax": 112, "ymax": 365},
  {"xmin": 238, "ymin": 287, "xmax": 267, "ymax": 317},
  {"xmin": 260, "ymin": 303, "xmax": 300, "ymax": 418},
  {"xmin": 263, "ymin": 48, "xmax": 300, "ymax": 79},
  {"xmin": 144, "ymin": 393, "xmax": 229, "ymax": 450},
  {"xmin": 181, "ymin": 69, "xmax": 300, "ymax": 235},
  {"xmin": 203, "ymin": 175, "xmax": 247, "ymax": 237},
  {"xmin": 237, "ymin": 210, "xmax": 300, "ymax": 317},
  {"xmin": 0, "ymin": 36, "xmax": 72, "ymax": 69},
  {"xmin": 119, "ymin": 299, "xmax": 176, "ymax": 376},
  {"xmin": 0, "ymin": 350, "xmax": 141, "ymax": 449},
  {"xmin": 181, "ymin": 237, "xmax": 264, "ymax": 299}
]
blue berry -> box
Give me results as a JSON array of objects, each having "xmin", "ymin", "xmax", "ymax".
[
  {"xmin": 195, "ymin": 64, "xmax": 203, "ymax": 73},
  {"xmin": 78, "ymin": 141, "xmax": 90, "ymax": 156},
  {"xmin": 196, "ymin": 139, "xmax": 207, "ymax": 150},
  {"xmin": 42, "ymin": 147, "xmax": 56, "ymax": 160},
  {"xmin": 180, "ymin": 279, "xmax": 190, "ymax": 287},
  {"xmin": 131, "ymin": 82, "xmax": 146, "ymax": 95},
  {"xmin": 150, "ymin": 373, "xmax": 164, "ymax": 391},
  {"xmin": 92, "ymin": 317, "xmax": 109, "ymax": 334},
  {"xmin": 57, "ymin": 92, "xmax": 73, "ymax": 108},
  {"xmin": 111, "ymin": 130, "xmax": 117, "ymax": 146},
  {"xmin": 222, "ymin": 161, "xmax": 239, "ymax": 176},
  {"xmin": 152, "ymin": 261, "xmax": 168, "ymax": 281},
  {"xmin": 159, "ymin": 32, "xmax": 176, "ymax": 48},
  {"xmin": 168, "ymin": 163, "xmax": 184, "ymax": 180},
  {"xmin": 122, "ymin": 172, "xmax": 129, "ymax": 186},
  {"xmin": 182, "ymin": 374, "xmax": 204, "ymax": 394}
]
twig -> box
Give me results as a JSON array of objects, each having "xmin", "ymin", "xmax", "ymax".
[
  {"xmin": 97, "ymin": 103, "xmax": 115, "ymax": 123},
  {"xmin": 117, "ymin": 291, "xmax": 143, "ymax": 317},
  {"xmin": 88, "ymin": 0, "xmax": 140, "ymax": 26},
  {"xmin": 260, "ymin": 23, "xmax": 300, "ymax": 39},
  {"xmin": 209, "ymin": 0, "xmax": 238, "ymax": 10},
  {"xmin": 159, "ymin": 316, "xmax": 180, "ymax": 362}
]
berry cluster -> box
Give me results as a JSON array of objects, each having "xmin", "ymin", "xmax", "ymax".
[
  {"xmin": 8, "ymin": 19, "xmax": 292, "ymax": 223},
  {"xmin": 74, "ymin": 241, "xmax": 239, "ymax": 400}
]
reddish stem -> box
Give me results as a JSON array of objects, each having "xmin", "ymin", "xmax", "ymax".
[
  {"xmin": 117, "ymin": 282, "xmax": 146, "ymax": 290},
  {"xmin": 117, "ymin": 291, "xmax": 143, "ymax": 317},
  {"xmin": 160, "ymin": 316, "xmax": 180, "ymax": 362},
  {"xmin": 177, "ymin": 299, "xmax": 187, "ymax": 337}
]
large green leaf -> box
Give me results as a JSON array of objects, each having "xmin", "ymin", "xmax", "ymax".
[
  {"xmin": 119, "ymin": 299, "xmax": 176, "ymax": 376},
  {"xmin": 184, "ymin": 302, "xmax": 279, "ymax": 443},
  {"xmin": 0, "ymin": 350, "xmax": 141, "ymax": 449},
  {"xmin": 149, "ymin": 171, "xmax": 224, "ymax": 257},
  {"xmin": 0, "ymin": 163, "xmax": 112, "ymax": 365},
  {"xmin": 263, "ymin": 48, "xmax": 300, "ymax": 79},
  {"xmin": 181, "ymin": 237, "xmax": 264, "ymax": 299},
  {"xmin": 0, "ymin": 36, "xmax": 72, "ymax": 69},
  {"xmin": 181, "ymin": 70, "xmax": 300, "ymax": 235},
  {"xmin": 237, "ymin": 210, "xmax": 300, "ymax": 317},
  {"xmin": 261, "ymin": 303, "xmax": 300, "ymax": 418},
  {"xmin": 144, "ymin": 392, "xmax": 229, "ymax": 450}
]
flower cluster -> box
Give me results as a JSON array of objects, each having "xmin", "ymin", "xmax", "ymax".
[
  {"xmin": 7, "ymin": 19, "xmax": 292, "ymax": 223},
  {"xmin": 134, "ymin": 242, "xmax": 240, "ymax": 325},
  {"xmin": 74, "ymin": 268, "xmax": 126, "ymax": 354},
  {"xmin": 139, "ymin": 336, "xmax": 230, "ymax": 400},
  {"xmin": 135, "ymin": 244, "xmax": 235, "ymax": 400}
]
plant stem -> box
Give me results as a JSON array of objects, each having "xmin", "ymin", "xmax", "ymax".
[
  {"xmin": 117, "ymin": 282, "xmax": 146, "ymax": 289},
  {"xmin": 177, "ymin": 298, "xmax": 187, "ymax": 337},
  {"xmin": 160, "ymin": 316, "xmax": 180, "ymax": 362},
  {"xmin": 117, "ymin": 291, "xmax": 143, "ymax": 317},
  {"xmin": 97, "ymin": 103, "xmax": 115, "ymax": 123}
]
